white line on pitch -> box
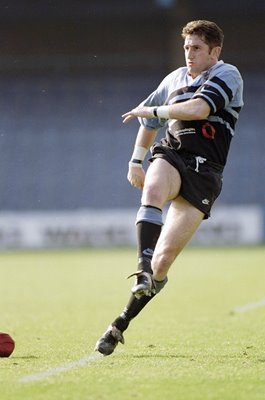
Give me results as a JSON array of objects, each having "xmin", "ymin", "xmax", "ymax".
[
  {"xmin": 232, "ymin": 298, "xmax": 265, "ymax": 314},
  {"xmin": 19, "ymin": 352, "xmax": 104, "ymax": 383}
]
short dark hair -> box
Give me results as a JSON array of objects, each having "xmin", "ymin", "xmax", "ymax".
[{"xmin": 181, "ymin": 20, "xmax": 224, "ymax": 50}]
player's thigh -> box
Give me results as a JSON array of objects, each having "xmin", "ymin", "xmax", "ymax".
[{"xmin": 142, "ymin": 158, "xmax": 182, "ymax": 206}]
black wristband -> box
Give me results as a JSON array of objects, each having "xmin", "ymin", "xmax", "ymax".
[
  {"xmin": 153, "ymin": 107, "xmax": 158, "ymax": 117},
  {"xmin": 131, "ymin": 158, "xmax": 142, "ymax": 164}
]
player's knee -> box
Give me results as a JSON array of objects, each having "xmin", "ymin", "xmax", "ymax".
[{"xmin": 141, "ymin": 184, "xmax": 164, "ymax": 207}]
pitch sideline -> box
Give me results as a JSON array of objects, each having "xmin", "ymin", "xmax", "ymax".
[
  {"xmin": 231, "ymin": 298, "xmax": 265, "ymax": 314},
  {"xmin": 19, "ymin": 352, "xmax": 104, "ymax": 383}
]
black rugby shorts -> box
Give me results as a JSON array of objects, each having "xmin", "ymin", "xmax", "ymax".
[{"xmin": 150, "ymin": 143, "xmax": 223, "ymax": 219}]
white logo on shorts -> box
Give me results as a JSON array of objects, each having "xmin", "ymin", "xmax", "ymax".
[{"xmin": 202, "ymin": 198, "xmax": 210, "ymax": 205}]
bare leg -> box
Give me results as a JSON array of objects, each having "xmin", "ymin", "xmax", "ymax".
[{"xmin": 152, "ymin": 196, "xmax": 204, "ymax": 281}]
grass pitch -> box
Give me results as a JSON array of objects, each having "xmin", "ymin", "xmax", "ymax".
[{"xmin": 1, "ymin": 246, "xmax": 265, "ymax": 400}]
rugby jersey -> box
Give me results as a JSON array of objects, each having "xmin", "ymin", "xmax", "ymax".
[{"xmin": 138, "ymin": 61, "xmax": 244, "ymax": 166}]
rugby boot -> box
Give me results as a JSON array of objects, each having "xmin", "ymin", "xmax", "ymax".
[
  {"xmin": 128, "ymin": 270, "xmax": 156, "ymax": 299},
  {"xmin": 95, "ymin": 325, "xmax": 124, "ymax": 356}
]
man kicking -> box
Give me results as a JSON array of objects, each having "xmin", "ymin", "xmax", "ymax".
[{"xmin": 95, "ymin": 19, "xmax": 243, "ymax": 355}]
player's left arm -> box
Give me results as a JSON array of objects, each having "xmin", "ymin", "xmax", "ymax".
[
  {"xmin": 122, "ymin": 97, "xmax": 210, "ymax": 123},
  {"xmin": 122, "ymin": 67, "xmax": 243, "ymax": 124}
]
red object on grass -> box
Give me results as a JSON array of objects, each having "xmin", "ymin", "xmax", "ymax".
[{"xmin": 0, "ymin": 333, "xmax": 15, "ymax": 357}]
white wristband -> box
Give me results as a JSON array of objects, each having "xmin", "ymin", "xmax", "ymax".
[
  {"xmin": 130, "ymin": 146, "xmax": 147, "ymax": 162},
  {"xmin": 153, "ymin": 106, "xmax": 170, "ymax": 119}
]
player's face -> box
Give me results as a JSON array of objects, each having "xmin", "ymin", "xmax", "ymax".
[{"xmin": 184, "ymin": 34, "xmax": 220, "ymax": 78}]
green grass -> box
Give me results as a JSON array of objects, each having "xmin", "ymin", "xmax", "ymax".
[{"xmin": 1, "ymin": 246, "xmax": 265, "ymax": 400}]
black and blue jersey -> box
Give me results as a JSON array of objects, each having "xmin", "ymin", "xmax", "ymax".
[{"xmin": 138, "ymin": 61, "xmax": 244, "ymax": 166}]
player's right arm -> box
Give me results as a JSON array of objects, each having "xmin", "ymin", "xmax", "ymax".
[
  {"xmin": 127, "ymin": 125, "xmax": 158, "ymax": 189},
  {"xmin": 125, "ymin": 72, "xmax": 172, "ymax": 189}
]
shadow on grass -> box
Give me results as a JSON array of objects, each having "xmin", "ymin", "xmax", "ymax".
[
  {"xmin": 131, "ymin": 354, "xmax": 191, "ymax": 359},
  {"xmin": 130, "ymin": 352, "xmax": 252, "ymax": 360},
  {"xmin": 11, "ymin": 355, "xmax": 40, "ymax": 360}
]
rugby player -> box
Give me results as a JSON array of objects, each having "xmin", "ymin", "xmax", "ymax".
[{"xmin": 95, "ymin": 20, "xmax": 244, "ymax": 355}]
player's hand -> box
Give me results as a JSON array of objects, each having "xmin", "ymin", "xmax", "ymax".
[
  {"xmin": 122, "ymin": 107, "xmax": 154, "ymax": 124},
  {"xmin": 127, "ymin": 164, "xmax": 145, "ymax": 189}
]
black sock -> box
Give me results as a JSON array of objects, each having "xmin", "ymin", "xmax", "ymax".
[
  {"xmin": 112, "ymin": 293, "xmax": 155, "ymax": 332},
  {"xmin": 137, "ymin": 220, "xmax": 162, "ymax": 273},
  {"xmin": 112, "ymin": 219, "xmax": 162, "ymax": 332}
]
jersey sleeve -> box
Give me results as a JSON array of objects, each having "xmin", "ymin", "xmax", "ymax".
[
  {"xmin": 192, "ymin": 65, "xmax": 244, "ymax": 114},
  {"xmin": 137, "ymin": 73, "xmax": 174, "ymax": 130}
]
